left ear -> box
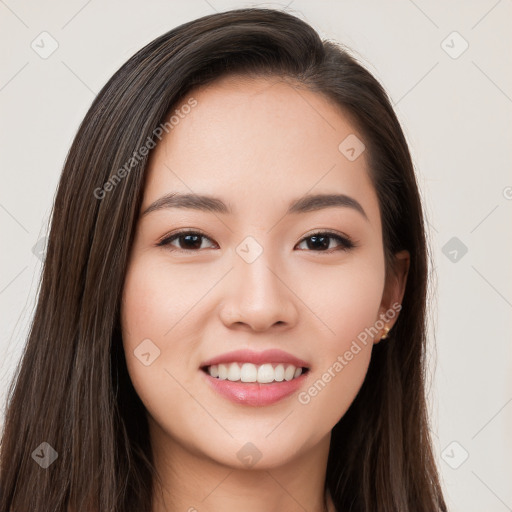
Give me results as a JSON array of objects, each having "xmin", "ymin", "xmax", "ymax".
[{"xmin": 375, "ymin": 250, "xmax": 410, "ymax": 343}]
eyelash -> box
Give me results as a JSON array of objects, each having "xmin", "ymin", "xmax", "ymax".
[{"xmin": 156, "ymin": 229, "xmax": 357, "ymax": 254}]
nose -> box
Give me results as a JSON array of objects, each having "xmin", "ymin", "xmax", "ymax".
[{"xmin": 218, "ymin": 249, "xmax": 299, "ymax": 332}]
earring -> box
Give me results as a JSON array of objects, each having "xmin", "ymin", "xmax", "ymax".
[{"xmin": 381, "ymin": 325, "xmax": 391, "ymax": 340}]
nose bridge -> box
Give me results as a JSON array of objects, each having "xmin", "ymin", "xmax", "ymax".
[
  {"xmin": 219, "ymin": 234, "xmax": 298, "ymax": 330},
  {"xmin": 237, "ymin": 232, "xmax": 286, "ymax": 298},
  {"xmin": 237, "ymin": 240, "xmax": 281, "ymax": 298}
]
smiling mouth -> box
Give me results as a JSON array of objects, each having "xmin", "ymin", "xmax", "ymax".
[{"xmin": 201, "ymin": 362, "xmax": 310, "ymax": 384}]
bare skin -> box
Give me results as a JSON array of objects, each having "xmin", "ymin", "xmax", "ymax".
[{"xmin": 121, "ymin": 75, "xmax": 409, "ymax": 512}]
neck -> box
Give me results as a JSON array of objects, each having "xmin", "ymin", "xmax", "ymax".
[{"xmin": 149, "ymin": 417, "xmax": 332, "ymax": 512}]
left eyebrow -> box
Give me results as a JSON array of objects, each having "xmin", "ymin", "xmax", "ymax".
[
  {"xmin": 141, "ymin": 192, "xmax": 369, "ymax": 222},
  {"xmin": 288, "ymin": 193, "xmax": 369, "ymax": 221}
]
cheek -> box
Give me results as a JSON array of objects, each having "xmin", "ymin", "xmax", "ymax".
[
  {"xmin": 119, "ymin": 257, "xmax": 208, "ymax": 412},
  {"xmin": 293, "ymin": 250, "xmax": 385, "ymax": 347},
  {"xmin": 297, "ymin": 343, "xmax": 372, "ymax": 433},
  {"xmin": 296, "ymin": 284, "xmax": 378, "ymax": 429},
  {"xmin": 121, "ymin": 251, "xmax": 224, "ymax": 362},
  {"xmin": 292, "ymin": 256, "xmax": 384, "ymax": 424}
]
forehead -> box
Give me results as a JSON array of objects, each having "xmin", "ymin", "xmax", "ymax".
[{"xmin": 143, "ymin": 75, "xmax": 380, "ymax": 227}]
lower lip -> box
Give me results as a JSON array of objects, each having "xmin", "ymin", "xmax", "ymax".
[{"xmin": 201, "ymin": 369, "xmax": 309, "ymax": 406}]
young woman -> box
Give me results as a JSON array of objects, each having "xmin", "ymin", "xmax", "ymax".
[{"xmin": 0, "ymin": 8, "xmax": 448, "ymax": 512}]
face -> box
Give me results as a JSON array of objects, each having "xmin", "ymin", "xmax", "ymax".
[{"xmin": 121, "ymin": 75, "xmax": 408, "ymax": 470}]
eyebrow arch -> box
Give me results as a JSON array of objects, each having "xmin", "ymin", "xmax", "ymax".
[{"xmin": 141, "ymin": 192, "xmax": 369, "ymax": 221}]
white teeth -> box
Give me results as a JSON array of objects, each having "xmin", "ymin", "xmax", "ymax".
[
  {"xmin": 218, "ymin": 364, "xmax": 228, "ymax": 380},
  {"xmin": 240, "ymin": 363, "xmax": 257, "ymax": 382},
  {"xmin": 257, "ymin": 363, "xmax": 275, "ymax": 383},
  {"xmin": 206, "ymin": 362, "xmax": 305, "ymax": 383},
  {"xmin": 274, "ymin": 364, "xmax": 285, "ymax": 382},
  {"xmin": 227, "ymin": 362, "xmax": 240, "ymax": 381},
  {"xmin": 284, "ymin": 364, "xmax": 295, "ymax": 381}
]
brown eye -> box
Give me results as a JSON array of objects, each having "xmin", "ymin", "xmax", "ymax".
[
  {"xmin": 295, "ymin": 232, "xmax": 355, "ymax": 252},
  {"xmin": 158, "ymin": 231, "xmax": 217, "ymax": 252}
]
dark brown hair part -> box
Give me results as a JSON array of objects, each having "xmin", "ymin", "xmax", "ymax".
[{"xmin": 0, "ymin": 8, "xmax": 447, "ymax": 512}]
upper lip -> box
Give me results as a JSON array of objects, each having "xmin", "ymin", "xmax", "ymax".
[{"xmin": 200, "ymin": 349, "xmax": 310, "ymax": 369}]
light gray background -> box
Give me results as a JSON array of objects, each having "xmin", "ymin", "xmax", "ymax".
[{"xmin": 1, "ymin": 1, "xmax": 511, "ymax": 511}]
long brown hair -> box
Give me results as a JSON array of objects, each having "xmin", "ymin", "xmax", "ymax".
[{"xmin": 0, "ymin": 8, "xmax": 447, "ymax": 512}]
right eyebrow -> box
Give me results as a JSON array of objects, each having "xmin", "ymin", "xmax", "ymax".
[{"xmin": 141, "ymin": 192, "xmax": 232, "ymax": 216}]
